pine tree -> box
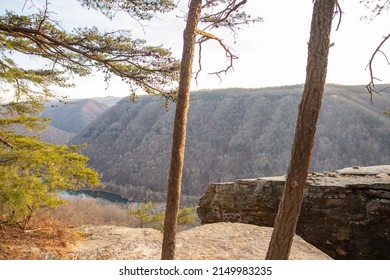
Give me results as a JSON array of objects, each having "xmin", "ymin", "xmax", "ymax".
[
  {"xmin": 162, "ymin": 0, "xmax": 260, "ymax": 259},
  {"xmin": 0, "ymin": 0, "xmax": 179, "ymax": 228}
]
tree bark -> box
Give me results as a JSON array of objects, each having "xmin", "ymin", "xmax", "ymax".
[
  {"xmin": 161, "ymin": 0, "xmax": 203, "ymax": 260},
  {"xmin": 266, "ymin": 0, "xmax": 337, "ymax": 260}
]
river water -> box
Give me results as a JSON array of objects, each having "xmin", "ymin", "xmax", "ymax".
[{"xmin": 61, "ymin": 189, "xmax": 131, "ymax": 204}]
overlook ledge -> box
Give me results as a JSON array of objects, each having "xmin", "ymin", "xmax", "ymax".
[{"xmin": 197, "ymin": 165, "xmax": 390, "ymax": 259}]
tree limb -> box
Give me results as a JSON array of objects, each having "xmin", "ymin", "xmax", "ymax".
[
  {"xmin": 0, "ymin": 9, "xmax": 180, "ymax": 98},
  {"xmin": 0, "ymin": 135, "xmax": 15, "ymax": 149},
  {"xmin": 195, "ymin": 28, "xmax": 237, "ymax": 82},
  {"xmin": 190, "ymin": 0, "xmax": 261, "ymax": 83},
  {"xmin": 202, "ymin": 0, "xmax": 248, "ymax": 31},
  {"xmin": 334, "ymin": 1, "xmax": 343, "ymax": 31},
  {"xmin": 365, "ymin": 32, "xmax": 390, "ymax": 103}
]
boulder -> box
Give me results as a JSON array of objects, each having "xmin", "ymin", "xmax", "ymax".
[{"xmin": 197, "ymin": 165, "xmax": 390, "ymax": 259}]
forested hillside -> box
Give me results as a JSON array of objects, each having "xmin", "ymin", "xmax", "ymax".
[
  {"xmin": 71, "ymin": 84, "xmax": 390, "ymax": 199},
  {"xmin": 43, "ymin": 99, "xmax": 110, "ymax": 134},
  {"xmin": 38, "ymin": 98, "xmax": 122, "ymax": 143}
]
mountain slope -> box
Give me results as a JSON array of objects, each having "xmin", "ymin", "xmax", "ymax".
[
  {"xmin": 39, "ymin": 125, "xmax": 74, "ymax": 144},
  {"xmin": 38, "ymin": 98, "xmax": 113, "ymax": 143},
  {"xmin": 71, "ymin": 85, "xmax": 390, "ymax": 198},
  {"xmin": 43, "ymin": 99, "xmax": 110, "ymax": 135}
]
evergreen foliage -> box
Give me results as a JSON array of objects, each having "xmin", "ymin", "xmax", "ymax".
[
  {"xmin": 0, "ymin": 137, "xmax": 100, "ymax": 228},
  {"xmin": 0, "ymin": 0, "xmax": 179, "ymax": 228},
  {"xmin": 128, "ymin": 201, "xmax": 196, "ymax": 231},
  {"xmin": 128, "ymin": 201, "xmax": 163, "ymax": 229},
  {"xmin": 79, "ymin": 0, "xmax": 176, "ymax": 20}
]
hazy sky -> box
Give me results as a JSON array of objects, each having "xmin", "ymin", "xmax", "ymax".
[{"xmin": 2, "ymin": 0, "xmax": 390, "ymax": 98}]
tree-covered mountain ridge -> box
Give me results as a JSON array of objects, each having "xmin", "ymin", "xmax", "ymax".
[
  {"xmin": 70, "ymin": 84, "xmax": 390, "ymax": 199},
  {"xmin": 39, "ymin": 97, "xmax": 121, "ymax": 143}
]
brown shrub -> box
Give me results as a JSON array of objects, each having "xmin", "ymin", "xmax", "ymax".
[{"xmin": 50, "ymin": 197, "xmax": 139, "ymax": 227}]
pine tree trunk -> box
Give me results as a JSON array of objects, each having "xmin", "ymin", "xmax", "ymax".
[
  {"xmin": 161, "ymin": 0, "xmax": 203, "ymax": 260},
  {"xmin": 266, "ymin": 0, "xmax": 336, "ymax": 260}
]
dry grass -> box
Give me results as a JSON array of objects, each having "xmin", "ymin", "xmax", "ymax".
[
  {"xmin": 0, "ymin": 197, "xmax": 139, "ymax": 259},
  {"xmin": 0, "ymin": 197, "xmax": 198, "ymax": 259},
  {"xmin": 0, "ymin": 212, "xmax": 78, "ymax": 260},
  {"xmin": 51, "ymin": 197, "xmax": 139, "ymax": 227}
]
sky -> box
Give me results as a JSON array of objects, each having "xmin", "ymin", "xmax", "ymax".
[{"xmin": 1, "ymin": 0, "xmax": 390, "ymax": 99}]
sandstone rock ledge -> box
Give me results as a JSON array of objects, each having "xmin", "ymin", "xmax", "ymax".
[
  {"xmin": 197, "ymin": 165, "xmax": 390, "ymax": 260},
  {"xmin": 69, "ymin": 223, "xmax": 331, "ymax": 260}
]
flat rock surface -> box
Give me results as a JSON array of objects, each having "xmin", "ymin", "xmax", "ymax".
[
  {"xmin": 336, "ymin": 165, "xmax": 390, "ymax": 176},
  {"xmin": 228, "ymin": 165, "xmax": 390, "ymax": 188},
  {"xmin": 70, "ymin": 222, "xmax": 332, "ymax": 260}
]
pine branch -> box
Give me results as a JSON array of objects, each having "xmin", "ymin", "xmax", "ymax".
[{"xmin": 0, "ymin": 135, "xmax": 15, "ymax": 149}]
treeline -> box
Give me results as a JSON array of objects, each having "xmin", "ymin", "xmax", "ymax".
[{"xmin": 70, "ymin": 84, "xmax": 390, "ymax": 198}]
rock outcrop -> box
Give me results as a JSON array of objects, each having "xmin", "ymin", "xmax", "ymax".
[{"xmin": 197, "ymin": 165, "xmax": 390, "ymax": 259}]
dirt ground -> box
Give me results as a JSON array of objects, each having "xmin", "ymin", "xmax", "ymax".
[{"xmin": 0, "ymin": 220, "xmax": 79, "ymax": 260}]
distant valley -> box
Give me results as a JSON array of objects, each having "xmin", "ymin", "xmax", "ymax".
[
  {"xmin": 40, "ymin": 97, "xmax": 122, "ymax": 144},
  {"xmin": 42, "ymin": 84, "xmax": 390, "ymax": 202}
]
